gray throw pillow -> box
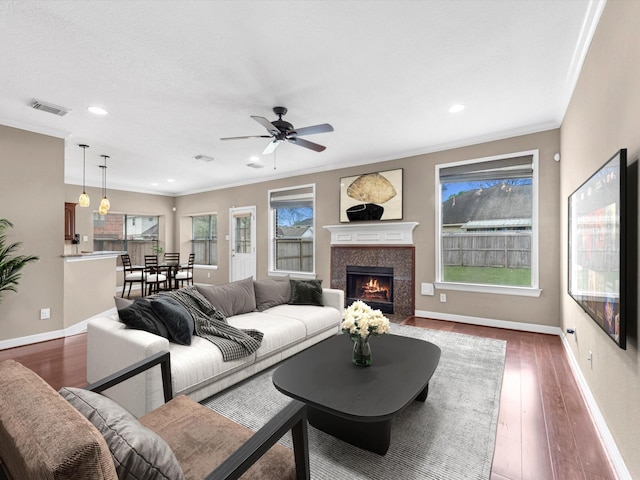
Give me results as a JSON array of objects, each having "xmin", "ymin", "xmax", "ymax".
[
  {"xmin": 253, "ymin": 276, "xmax": 291, "ymax": 311},
  {"xmin": 196, "ymin": 277, "xmax": 257, "ymax": 317},
  {"xmin": 114, "ymin": 296, "xmax": 134, "ymax": 311},
  {"xmin": 117, "ymin": 298, "xmax": 169, "ymax": 339},
  {"xmin": 289, "ymin": 279, "xmax": 324, "ymax": 306},
  {"xmin": 59, "ymin": 387, "xmax": 185, "ymax": 480},
  {"xmin": 150, "ymin": 296, "xmax": 194, "ymax": 345}
]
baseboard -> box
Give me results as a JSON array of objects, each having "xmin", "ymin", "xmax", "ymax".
[
  {"xmin": 560, "ymin": 335, "xmax": 631, "ymax": 480},
  {"xmin": 414, "ymin": 309, "xmax": 563, "ymax": 336},
  {"xmin": 0, "ymin": 307, "xmax": 117, "ymax": 351},
  {"xmin": 117, "ymin": 284, "xmax": 143, "ymax": 295},
  {"xmin": 413, "ymin": 309, "xmax": 630, "ymax": 479}
]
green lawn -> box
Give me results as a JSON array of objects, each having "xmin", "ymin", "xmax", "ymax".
[{"xmin": 443, "ymin": 266, "xmax": 531, "ymax": 286}]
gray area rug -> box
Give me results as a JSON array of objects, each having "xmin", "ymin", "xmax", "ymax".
[{"xmin": 202, "ymin": 324, "xmax": 506, "ymax": 480}]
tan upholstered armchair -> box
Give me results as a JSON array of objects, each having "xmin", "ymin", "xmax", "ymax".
[{"xmin": 0, "ymin": 351, "xmax": 310, "ymax": 480}]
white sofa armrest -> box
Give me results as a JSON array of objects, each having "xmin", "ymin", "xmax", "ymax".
[
  {"xmin": 86, "ymin": 315, "xmax": 170, "ymax": 417},
  {"xmin": 322, "ymin": 288, "xmax": 344, "ymax": 313}
]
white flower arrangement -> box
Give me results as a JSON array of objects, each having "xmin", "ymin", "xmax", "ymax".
[{"xmin": 341, "ymin": 300, "xmax": 390, "ymax": 339}]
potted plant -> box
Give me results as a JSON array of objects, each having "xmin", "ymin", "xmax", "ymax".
[{"xmin": 0, "ymin": 219, "xmax": 39, "ymax": 302}]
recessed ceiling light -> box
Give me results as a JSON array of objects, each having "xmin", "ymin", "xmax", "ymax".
[
  {"xmin": 448, "ymin": 104, "xmax": 465, "ymax": 113},
  {"xmin": 151, "ymin": 182, "xmax": 159, "ymax": 186},
  {"xmin": 88, "ymin": 106, "xmax": 108, "ymax": 115},
  {"xmin": 246, "ymin": 157, "xmax": 264, "ymax": 169},
  {"xmin": 167, "ymin": 179, "xmax": 176, "ymax": 183}
]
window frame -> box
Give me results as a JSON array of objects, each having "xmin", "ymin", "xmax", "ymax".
[
  {"xmin": 191, "ymin": 213, "xmax": 218, "ymax": 267},
  {"xmin": 434, "ymin": 149, "xmax": 542, "ymax": 297},
  {"xmin": 268, "ymin": 183, "xmax": 316, "ymax": 279}
]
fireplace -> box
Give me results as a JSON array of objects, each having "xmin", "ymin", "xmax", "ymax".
[
  {"xmin": 330, "ymin": 244, "xmax": 415, "ymax": 319},
  {"xmin": 346, "ymin": 265, "xmax": 394, "ymax": 314}
]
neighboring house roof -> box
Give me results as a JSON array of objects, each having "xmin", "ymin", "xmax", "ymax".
[
  {"xmin": 442, "ymin": 183, "xmax": 532, "ymax": 226},
  {"xmin": 277, "ymin": 226, "xmax": 313, "ymax": 238}
]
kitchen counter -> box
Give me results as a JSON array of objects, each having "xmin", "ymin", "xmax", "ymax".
[{"xmin": 62, "ymin": 250, "xmax": 125, "ymax": 261}]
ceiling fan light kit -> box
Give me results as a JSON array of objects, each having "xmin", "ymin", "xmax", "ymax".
[{"xmin": 221, "ymin": 106, "xmax": 334, "ymax": 155}]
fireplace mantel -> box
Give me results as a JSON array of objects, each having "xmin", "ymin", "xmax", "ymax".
[{"xmin": 323, "ymin": 222, "xmax": 419, "ymax": 245}]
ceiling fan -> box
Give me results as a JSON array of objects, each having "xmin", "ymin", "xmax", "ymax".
[{"xmin": 221, "ymin": 106, "xmax": 333, "ymax": 155}]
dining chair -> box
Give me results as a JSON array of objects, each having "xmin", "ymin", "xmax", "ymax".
[
  {"xmin": 175, "ymin": 253, "xmax": 195, "ymax": 287},
  {"xmin": 120, "ymin": 254, "xmax": 144, "ymax": 298},
  {"xmin": 144, "ymin": 255, "xmax": 167, "ymax": 295},
  {"xmin": 163, "ymin": 253, "xmax": 181, "ymax": 289},
  {"xmin": 163, "ymin": 252, "xmax": 180, "ymax": 265}
]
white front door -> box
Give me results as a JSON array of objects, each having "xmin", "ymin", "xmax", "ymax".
[{"xmin": 229, "ymin": 206, "xmax": 256, "ymax": 281}]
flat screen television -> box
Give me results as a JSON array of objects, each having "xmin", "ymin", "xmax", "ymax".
[{"xmin": 568, "ymin": 149, "xmax": 627, "ymax": 349}]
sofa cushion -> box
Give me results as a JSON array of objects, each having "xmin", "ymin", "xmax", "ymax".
[
  {"xmin": 228, "ymin": 312, "xmax": 307, "ymax": 359},
  {"xmin": 140, "ymin": 395, "xmax": 296, "ymax": 480},
  {"xmin": 266, "ymin": 304, "xmax": 342, "ymax": 337},
  {"xmin": 168, "ymin": 337, "xmax": 256, "ymax": 397},
  {"xmin": 289, "ymin": 279, "xmax": 323, "ymax": 306},
  {"xmin": 59, "ymin": 387, "xmax": 185, "ymax": 480},
  {"xmin": 117, "ymin": 298, "xmax": 169, "ymax": 339},
  {"xmin": 196, "ymin": 277, "xmax": 256, "ymax": 317},
  {"xmin": 254, "ymin": 276, "xmax": 291, "ymax": 311},
  {"xmin": 0, "ymin": 360, "xmax": 118, "ymax": 480},
  {"xmin": 151, "ymin": 295, "xmax": 194, "ymax": 345}
]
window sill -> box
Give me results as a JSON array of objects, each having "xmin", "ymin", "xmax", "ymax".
[
  {"xmin": 434, "ymin": 282, "xmax": 542, "ymax": 297},
  {"xmin": 196, "ymin": 265, "xmax": 218, "ymax": 270},
  {"xmin": 268, "ymin": 270, "xmax": 316, "ymax": 280}
]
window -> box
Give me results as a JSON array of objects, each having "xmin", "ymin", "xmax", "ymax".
[
  {"xmin": 192, "ymin": 214, "xmax": 217, "ymax": 266},
  {"xmin": 93, "ymin": 213, "xmax": 159, "ymax": 266},
  {"xmin": 269, "ymin": 184, "xmax": 315, "ymax": 275},
  {"xmin": 435, "ymin": 150, "xmax": 540, "ymax": 296}
]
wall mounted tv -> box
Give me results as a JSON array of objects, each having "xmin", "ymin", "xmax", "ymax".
[{"xmin": 568, "ymin": 149, "xmax": 628, "ymax": 349}]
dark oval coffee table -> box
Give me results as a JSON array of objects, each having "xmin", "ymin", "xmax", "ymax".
[{"xmin": 272, "ymin": 333, "xmax": 441, "ymax": 455}]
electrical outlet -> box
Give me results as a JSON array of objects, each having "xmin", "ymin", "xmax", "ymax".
[
  {"xmin": 82, "ymin": 235, "xmax": 88, "ymax": 242},
  {"xmin": 588, "ymin": 350, "xmax": 593, "ymax": 368},
  {"xmin": 439, "ymin": 293, "xmax": 447, "ymax": 303},
  {"xmin": 40, "ymin": 308, "xmax": 50, "ymax": 320},
  {"xmin": 207, "ymin": 272, "xmax": 211, "ymax": 278}
]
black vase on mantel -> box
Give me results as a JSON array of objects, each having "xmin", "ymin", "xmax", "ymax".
[{"xmin": 346, "ymin": 203, "xmax": 384, "ymax": 221}]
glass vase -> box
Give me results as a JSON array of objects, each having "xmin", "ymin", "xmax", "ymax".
[{"xmin": 352, "ymin": 335, "xmax": 372, "ymax": 367}]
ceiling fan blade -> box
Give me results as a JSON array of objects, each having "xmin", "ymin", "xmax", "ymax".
[
  {"xmin": 287, "ymin": 137, "xmax": 326, "ymax": 152},
  {"xmin": 220, "ymin": 135, "xmax": 272, "ymax": 141},
  {"xmin": 289, "ymin": 123, "xmax": 334, "ymax": 136},
  {"xmin": 262, "ymin": 139, "xmax": 281, "ymax": 155},
  {"xmin": 251, "ymin": 116, "xmax": 279, "ymax": 135}
]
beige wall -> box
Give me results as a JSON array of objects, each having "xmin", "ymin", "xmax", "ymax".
[
  {"xmin": 0, "ymin": 125, "xmax": 65, "ymax": 340},
  {"xmin": 561, "ymin": 1, "xmax": 640, "ymax": 476},
  {"xmin": 176, "ymin": 128, "xmax": 561, "ymax": 327}
]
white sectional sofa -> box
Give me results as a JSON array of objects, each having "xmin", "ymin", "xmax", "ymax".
[{"xmin": 86, "ymin": 278, "xmax": 343, "ymax": 417}]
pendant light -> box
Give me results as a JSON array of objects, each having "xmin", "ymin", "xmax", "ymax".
[
  {"xmin": 98, "ymin": 155, "xmax": 110, "ymax": 215},
  {"xmin": 78, "ymin": 144, "xmax": 90, "ymax": 207}
]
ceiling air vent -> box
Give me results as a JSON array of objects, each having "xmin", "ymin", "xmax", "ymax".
[
  {"xmin": 31, "ymin": 99, "xmax": 71, "ymax": 116},
  {"xmin": 194, "ymin": 154, "xmax": 215, "ymax": 162}
]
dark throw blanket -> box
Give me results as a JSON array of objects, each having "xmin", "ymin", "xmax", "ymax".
[{"xmin": 160, "ymin": 286, "xmax": 263, "ymax": 361}]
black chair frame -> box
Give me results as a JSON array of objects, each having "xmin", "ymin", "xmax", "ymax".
[{"xmin": 85, "ymin": 351, "xmax": 310, "ymax": 480}]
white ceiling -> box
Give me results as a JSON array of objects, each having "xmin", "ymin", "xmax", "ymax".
[{"xmin": 0, "ymin": 1, "xmax": 604, "ymax": 196}]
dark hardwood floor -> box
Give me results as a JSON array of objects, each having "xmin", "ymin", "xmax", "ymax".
[
  {"xmin": 403, "ymin": 317, "xmax": 616, "ymax": 480},
  {"xmin": 0, "ymin": 317, "xmax": 617, "ymax": 480}
]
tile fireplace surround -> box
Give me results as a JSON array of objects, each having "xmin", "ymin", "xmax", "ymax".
[{"xmin": 325, "ymin": 223, "xmax": 418, "ymax": 319}]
